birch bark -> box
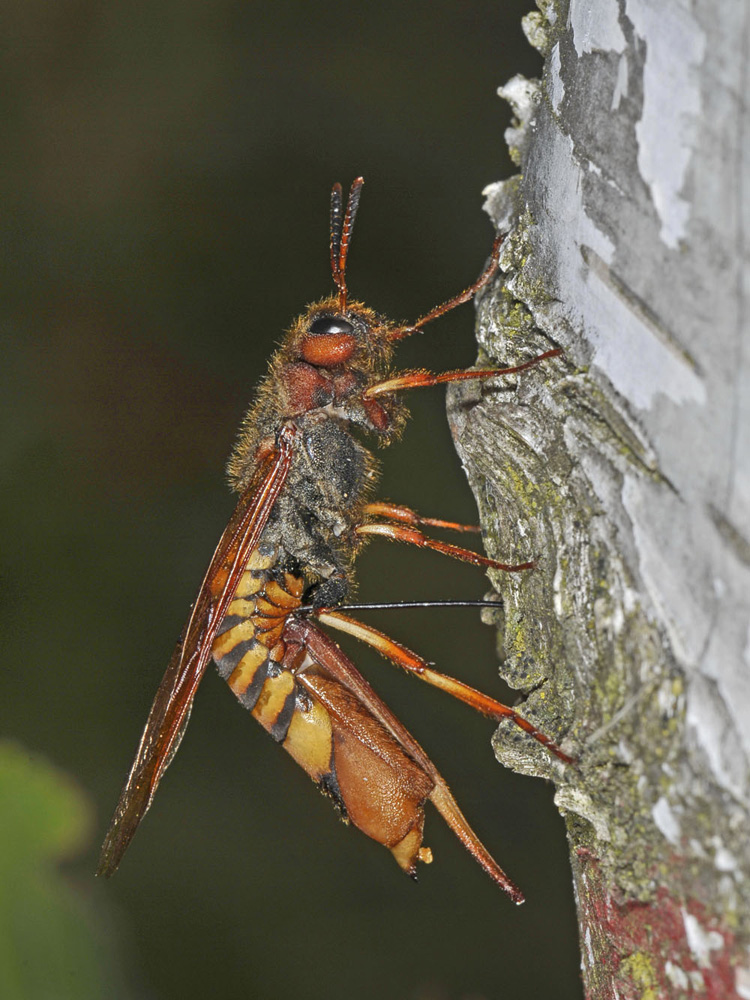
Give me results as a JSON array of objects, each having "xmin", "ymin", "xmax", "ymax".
[{"xmin": 448, "ymin": 2, "xmax": 750, "ymax": 996}]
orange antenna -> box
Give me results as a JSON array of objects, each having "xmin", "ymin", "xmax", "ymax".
[
  {"xmin": 330, "ymin": 177, "xmax": 364, "ymax": 313},
  {"xmin": 330, "ymin": 182, "xmax": 344, "ymax": 294}
]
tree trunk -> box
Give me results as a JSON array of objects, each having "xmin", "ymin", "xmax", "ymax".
[{"xmin": 448, "ymin": 2, "xmax": 750, "ymax": 997}]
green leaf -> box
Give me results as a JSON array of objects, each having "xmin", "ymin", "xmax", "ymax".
[{"xmin": 0, "ymin": 742, "xmax": 129, "ymax": 1000}]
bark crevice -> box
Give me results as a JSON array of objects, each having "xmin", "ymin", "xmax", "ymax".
[{"xmin": 448, "ymin": 2, "xmax": 750, "ymax": 996}]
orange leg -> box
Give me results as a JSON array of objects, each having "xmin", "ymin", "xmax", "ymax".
[
  {"xmin": 356, "ymin": 521, "xmax": 534, "ymax": 573},
  {"xmin": 364, "ymin": 348, "xmax": 562, "ymax": 398},
  {"xmin": 362, "ymin": 501, "xmax": 480, "ymax": 534},
  {"xmin": 315, "ymin": 609, "xmax": 574, "ymax": 765},
  {"xmin": 285, "ymin": 616, "xmax": 526, "ymax": 901},
  {"xmin": 387, "ymin": 233, "xmax": 505, "ymax": 342}
]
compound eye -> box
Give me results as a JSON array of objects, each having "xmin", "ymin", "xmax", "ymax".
[
  {"xmin": 301, "ymin": 315, "xmax": 357, "ymax": 366},
  {"xmin": 309, "ymin": 316, "xmax": 355, "ymax": 337}
]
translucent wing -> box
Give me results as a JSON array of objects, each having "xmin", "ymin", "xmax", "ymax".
[{"xmin": 97, "ymin": 425, "xmax": 297, "ymax": 876}]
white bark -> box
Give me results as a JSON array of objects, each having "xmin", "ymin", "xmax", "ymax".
[{"xmin": 448, "ymin": 2, "xmax": 750, "ymax": 997}]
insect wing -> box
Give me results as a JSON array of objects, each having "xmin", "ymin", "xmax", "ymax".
[{"xmin": 97, "ymin": 426, "xmax": 297, "ymax": 876}]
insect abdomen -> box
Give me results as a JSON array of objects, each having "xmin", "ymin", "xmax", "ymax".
[
  {"xmin": 212, "ymin": 545, "xmax": 305, "ymax": 740},
  {"xmin": 211, "ymin": 546, "xmax": 434, "ymax": 875},
  {"xmin": 212, "ymin": 546, "xmax": 343, "ymax": 791}
]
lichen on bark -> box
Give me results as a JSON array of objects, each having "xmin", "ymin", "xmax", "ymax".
[{"xmin": 448, "ymin": 1, "xmax": 750, "ymax": 996}]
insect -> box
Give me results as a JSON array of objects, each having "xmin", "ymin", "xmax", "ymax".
[{"xmin": 97, "ymin": 178, "xmax": 570, "ymax": 904}]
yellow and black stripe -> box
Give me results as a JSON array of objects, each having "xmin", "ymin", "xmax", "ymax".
[
  {"xmin": 211, "ymin": 546, "xmax": 342, "ymax": 791},
  {"xmin": 211, "ymin": 544, "xmax": 433, "ymax": 875},
  {"xmin": 214, "ymin": 545, "xmax": 300, "ymax": 736}
]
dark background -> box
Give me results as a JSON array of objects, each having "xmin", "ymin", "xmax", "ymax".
[{"xmin": 1, "ymin": 3, "xmax": 581, "ymax": 998}]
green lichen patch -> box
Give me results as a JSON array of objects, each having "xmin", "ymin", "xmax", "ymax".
[{"xmin": 619, "ymin": 951, "xmax": 659, "ymax": 999}]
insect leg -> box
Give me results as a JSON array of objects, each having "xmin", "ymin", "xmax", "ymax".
[
  {"xmin": 355, "ymin": 521, "xmax": 534, "ymax": 573},
  {"xmin": 362, "ymin": 501, "xmax": 480, "ymax": 534},
  {"xmin": 364, "ymin": 348, "xmax": 562, "ymax": 398},
  {"xmin": 387, "ymin": 233, "xmax": 505, "ymax": 341},
  {"xmin": 313, "ymin": 609, "xmax": 573, "ymax": 765},
  {"xmin": 284, "ymin": 617, "xmax": 526, "ymax": 901}
]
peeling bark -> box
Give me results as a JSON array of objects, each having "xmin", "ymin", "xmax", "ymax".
[{"xmin": 448, "ymin": 2, "xmax": 750, "ymax": 997}]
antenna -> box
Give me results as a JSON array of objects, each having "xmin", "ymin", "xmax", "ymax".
[{"xmin": 329, "ymin": 177, "xmax": 364, "ymax": 312}]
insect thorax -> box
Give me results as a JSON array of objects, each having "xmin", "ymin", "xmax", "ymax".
[{"xmin": 260, "ymin": 412, "xmax": 375, "ymax": 597}]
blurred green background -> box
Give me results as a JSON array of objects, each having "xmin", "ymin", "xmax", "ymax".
[{"xmin": 1, "ymin": 3, "xmax": 581, "ymax": 998}]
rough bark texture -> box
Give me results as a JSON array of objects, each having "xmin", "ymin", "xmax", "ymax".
[{"xmin": 447, "ymin": 2, "xmax": 750, "ymax": 997}]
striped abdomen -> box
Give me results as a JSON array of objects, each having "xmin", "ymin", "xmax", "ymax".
[
  {"xmin": 211, "ymin": 544, "xmax": 435, "ymax": 875},
  {"xmin": 212, "ymin": 544, "xmax": 308, "ymax": 744}
]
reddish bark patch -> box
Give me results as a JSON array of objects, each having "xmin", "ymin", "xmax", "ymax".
[{"xmin": 574, "ymin": 849, "xmax": 739, "ymax": 999}]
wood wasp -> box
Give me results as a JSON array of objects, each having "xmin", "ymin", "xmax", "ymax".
[{"xmin": 97, "ymin": 178, "xmax": 570, "ymax": 903}]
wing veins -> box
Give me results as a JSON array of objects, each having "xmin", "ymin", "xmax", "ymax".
[{"xmin": 97, "ymin": 426, "xmax": 297, "ymax": 876}]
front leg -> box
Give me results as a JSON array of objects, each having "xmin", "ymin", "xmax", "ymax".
[{"xmin": 358, "ymin": 500, "xmax": 533, "ymax": 571}]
